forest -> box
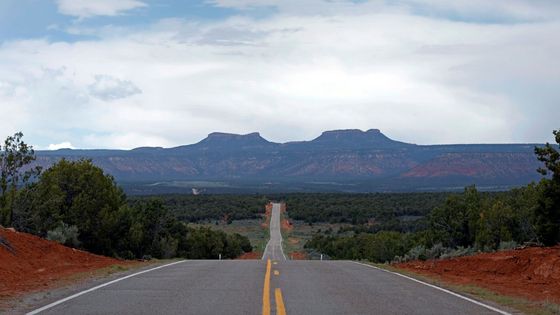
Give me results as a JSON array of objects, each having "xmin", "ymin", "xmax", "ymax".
[
  {"xmin": 2, "ymin": 129, "xmax": 559, "ymax": 264},
  {"xmin": 304, "ymin": 131, "xmax": 560, "ymax": 263},
  {"xmin": 132, "ymin": 192, "xmax": 451, "ymax": 232},
  {"xmin": 130, "ymin": 194, "xmax": 268, "ymax": 223},
  {"xmin": 300, "ymin": 129, "xmax": 560, "ymax": 263},
  {"xmin": 0, "ymin": 133, "xmax": 252, "ymax": 260}
]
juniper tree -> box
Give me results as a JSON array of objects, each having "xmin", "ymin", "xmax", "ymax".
[
  {"xmin": 534, "ymin": 129, "xmax": 560, "ymax": 245},
  {"xmin": 0, "ymin": 132, "xmax": 41, "ymax": 226}
]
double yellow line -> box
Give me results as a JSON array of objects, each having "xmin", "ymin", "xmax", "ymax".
[
  {"xmin": 262, "ymin": 259, "xmax": 286, "ymax": 315},
  {"xmin": 263, "ymin": 259, "xmax": 271, "ymax": 315}
]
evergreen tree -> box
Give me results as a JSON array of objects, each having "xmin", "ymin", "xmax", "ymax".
[
  {"xmin": 534, "ymin": 129, "xmax": 560, "ymax": 245},
  {"xmin": 0, "ymin": 132, "xmax": 41, "ymax": 226}
]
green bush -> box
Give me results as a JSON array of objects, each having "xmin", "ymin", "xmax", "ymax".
[
  {"xmin": 46, "ymin": 222, "xmax": 80, "ymax": 248},
  {"xmin": 12, "ymin": 159, "xmax": 254, "ymax": 260}
]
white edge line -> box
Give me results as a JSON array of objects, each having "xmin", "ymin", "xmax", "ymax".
[
  {"xmin": 350, "ymin": 261, "xmax": 511, "ymax": 315},
  {"xmin": 26, "ymin": 260, "xmax": 187, "ymax": 315},
  {"xmin": 262, "ymin": 241, "xmax": 270, "ymax": 260}
]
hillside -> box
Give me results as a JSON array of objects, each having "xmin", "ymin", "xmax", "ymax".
[
  {"xmin": 33, "ymin": 129, "xmax": 545, "ymax": 193},
  {"xmin": 0, "ymin": 228, "xmax": 128, "ymax": 299},
  {"xmin": 395, "ymin": 246, "xmax": 560, "ymax": 305}
]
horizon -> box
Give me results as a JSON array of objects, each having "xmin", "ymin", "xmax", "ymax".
[
  {"xmin": 1, "ymin": 1, "xmax": 559, "ymax": 149},
  {"xmin": 36, "ymin": 127, "xmax": 550, "ymax": 151}
]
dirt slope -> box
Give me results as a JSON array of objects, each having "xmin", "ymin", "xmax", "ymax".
[
  {"xmin": 395, "ymin": 246, "xmax": 560, "ymax": 303},
  {"xmin": 0, "ymin": 228, "xmax": 128, "ymax": 299}
]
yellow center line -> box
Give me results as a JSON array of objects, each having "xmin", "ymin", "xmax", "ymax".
[
  {"xmin": 275, "ymin": 288, "xmax": 287, "ymax": 315},
  {"xmin": 274, "ymin": 270, "xmax": 280, "ymax": 276},
  {"xmin": 262, "ymin": 259, "xmax": 271, "ymax": 315}
]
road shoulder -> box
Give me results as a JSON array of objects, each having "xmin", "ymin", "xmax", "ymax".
[
  {"xmin": 1, "ymin": 259, "xmax": 175, "ymax": 314},
  {"xmin": 371, "ymin": 262, "xmax": 559, "ymax": 315}
]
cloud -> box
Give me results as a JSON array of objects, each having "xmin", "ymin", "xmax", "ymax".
[
  {"xmin": 88, "ymin": 75, "xmax": 142, "ymax": 101},
  {"xmin": 0, "ymin": 1, "xmax": 559, "ymax": 149},
  {"xmin": 56, "ymin": 0, "xmax": 147, "ymax": 19},
  {"xmin": 208, "ymin": 0, "xmax": 560, "ymax": 23},
  {"xmin": 48, "ymin": 141, "xmax": 75, "ymax": 150},
  {"xmin": 207, "ymin": 0, "xmax": 280, "ymax": 9},
  {"xmin": 404, "ymin": 0, "xmax": 560, "ymax": 22}
]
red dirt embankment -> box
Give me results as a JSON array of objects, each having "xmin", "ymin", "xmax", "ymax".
[
  {"xmin": 0, "ymin": 228, "xmax": 129, "ymax": 299},
  {"xmin": 279, "ymin": 202, "xmax": 292, "ymax": 232},
  {"xmin": 289, "ymin": 252, "xmax": 307, "ymax": 260},
  {"xmin": 236, "ymin": 251, "xmax": 262, "ymax": 260},
  {"xmin": 395, "ymin": 246, "xmax": 560, "ymax": 303},
  {"xmin": 281, "ymin": 219, "xmax": 292, "ymax": 232},
  {"xmin": 262, "ymin": 203, "xmax": 273, "ymax": 228}
]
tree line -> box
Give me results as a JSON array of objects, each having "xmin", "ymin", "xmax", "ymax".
[
  {"xmin": 305, "ymin": 129, "xmax": 560, "ymax": 262},
  {"xmin": 0, "ymin": 134, "xmax": 252, "ymax": 260},
  {"xmin": 131, "ymin": 194, "xmax": 268, "ymax": 223}
]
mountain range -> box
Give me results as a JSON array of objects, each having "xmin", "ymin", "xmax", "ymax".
[{"xmin": 34, "ymin": 129, "xmax": 545, "ymax": 194}]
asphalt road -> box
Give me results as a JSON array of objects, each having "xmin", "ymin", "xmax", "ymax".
[
  {"xmin": 262, "ymin": 203, "xmax": 286, "ymax": 261},
  {"xmin": 29, "ymin": 202, "xmax": 508, "ymax": 315}
]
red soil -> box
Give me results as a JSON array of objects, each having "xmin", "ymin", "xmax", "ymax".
[
  {"xmin": 395, "ymin": 246, "xmax": 560, "ymax": 303},
  {"xmin": 289, "ymin": 251, "xmax": 308, "ymax": 260},
  {"xmin": 236, "ymin": 251, "xmax": 262, "ymax": 260},
  {"xmin": 279, "ymin": 202, "xmax": 292, "ymax": 232},
  {"xmin": 0, "ymin": 228, "xmax": 130, "ymax": 299},
  {"xmin": 262, "ymin": 203, "xmax": 273, "ymax": 228},
  {"xmin": 281, "ymin": 219, "xmax": 293, "ymax": 232}
]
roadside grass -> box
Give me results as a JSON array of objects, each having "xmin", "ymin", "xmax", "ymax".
[
  {"xmin": 280, "ymin": 211, "xmax": 347, "ymax": 258},
  {"xmin": 371, "ymin": 263, "xmax": 560, "ymax": 315},
  {"xmin": 191, "ymin": 218, "xmax": 269, "ymax": 254}
]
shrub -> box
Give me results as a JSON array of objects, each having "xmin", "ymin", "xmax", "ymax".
[
  {"xmin": 498, "ymin": 240, "xmax": 518, "ymax": 251},
  {"xmin": 46, "ymin": 222, "xmax": 80, "ymax": 247}
]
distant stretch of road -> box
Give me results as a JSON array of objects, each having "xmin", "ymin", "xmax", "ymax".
[
  {"xmin": 28, "ymin": 202, "xmax": 508, "ymax": 315},
  {"xmin": 262, "ymin": 203, "xmax": 286, "ymax": 261}
]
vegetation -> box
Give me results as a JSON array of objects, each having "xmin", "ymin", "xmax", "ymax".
[
  {"xmin": 4, "ymin": 127, "xmax": 560, "ymax": 263},
  {"xmin": 17, "ymin": 159, "xmax": 253, "ymax": 259},
  {"xmin": 534, "ymin": 129, "xmax": 560, "ymax": 245},
  {"xmin": 305, "ymin": 128, "xmax": 560, "ymax": 262},
  {"xmin": 0, "ymin": 132, "xmax": 41, "ymax": 226},
  {"xmin": 304, "ymin": 184, "xmax": 544, "ymax": 262},
  {"xmin": 278, "ymin": 192, "xmax": 450, "ymax": 226},
  {"xmin": 130, "ymin": 194, "xmax": 268, "ymax": 223},
  {"xmin": 191, "ymin": 219, "xmax": 270, "ymax": 254},
  {"xmin": 2, "ymin": 133, "xmax": 252, "ymax": 260}
]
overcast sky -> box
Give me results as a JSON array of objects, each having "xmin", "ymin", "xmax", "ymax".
[{"xmin": 0, "ymin": 0, "xmax": 559, "ymax": 149}]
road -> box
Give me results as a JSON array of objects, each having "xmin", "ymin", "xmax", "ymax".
[
  {"xmin": 262, "ymin": 203, "xmax": 286, "ymax": 261},
  {"xmin": 29, "ymin": 202, "xmax": 508, "ymax": 315}
]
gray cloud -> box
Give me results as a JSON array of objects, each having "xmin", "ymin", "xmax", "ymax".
[
  {"xmin": 0, "ymin": 1, "xmax": 559, "ymax": 149},
  {"xmin": 88, "ymin": 75, "xmax": 142, "ymax": 101},
  {"xmin": 56, "ymin": 0, "xmax": 147, "ymax": 19}
]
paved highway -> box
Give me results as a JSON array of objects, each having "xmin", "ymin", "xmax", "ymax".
[
  {"xmin": 262, "ymin": 203, "xmax": 286, "ymax": 261},
  {"xmin": 29, "ymin": 202, "xmax": 508, "ymax": 315}
]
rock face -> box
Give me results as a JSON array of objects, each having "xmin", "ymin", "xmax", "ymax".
[{"xmin": 34, "ymin": 130, "xmax": 545, "ymax": 191}]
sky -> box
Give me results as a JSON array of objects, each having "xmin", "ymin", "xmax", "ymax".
[{"xmin": 0, "ymin": 0, "xmax": 559, "ymax": 150}]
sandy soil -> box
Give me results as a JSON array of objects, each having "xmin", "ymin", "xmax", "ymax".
[{"xmin": 395, "ymin": 246, "xmax": 560, "ymax": 303}]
